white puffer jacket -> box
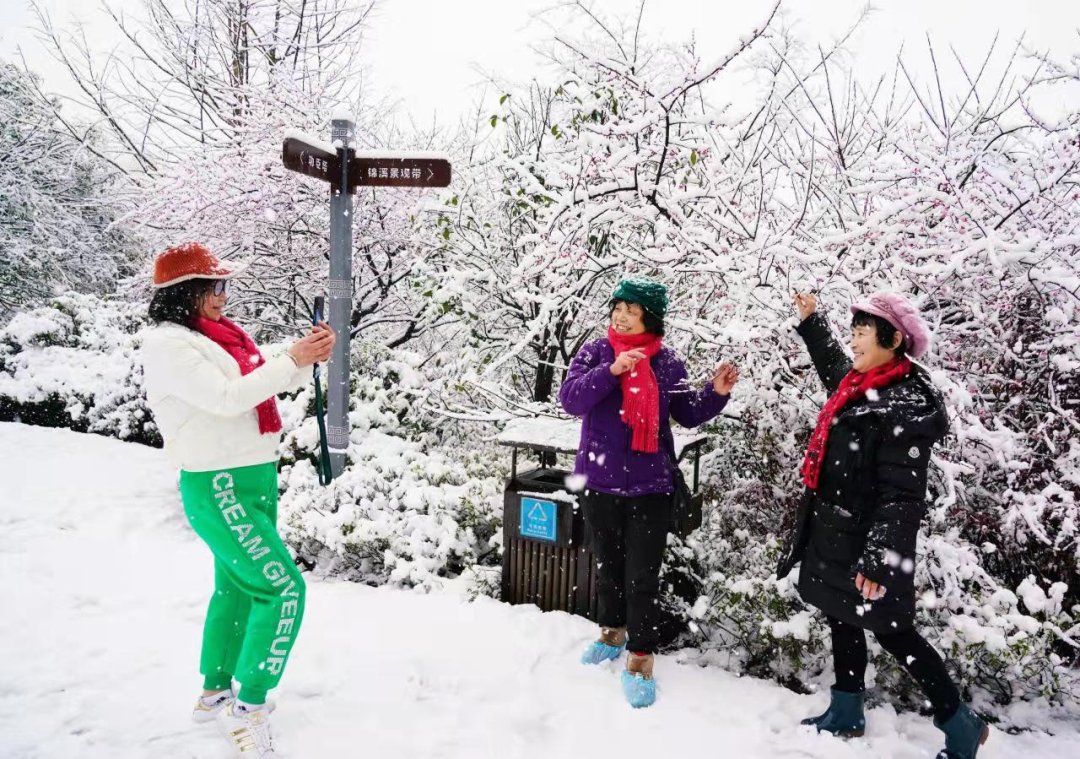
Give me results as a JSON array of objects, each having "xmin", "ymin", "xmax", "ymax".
[{"xmin": 140, "ymin": 323, "xmax": 309, "ymax": 472}]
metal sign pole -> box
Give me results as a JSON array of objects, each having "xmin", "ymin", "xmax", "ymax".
[
  {"xmin": 282, "ymin": 126, "xmax": 450, "ymax": 482},
  {"xmin": 327, "ymin": 118, "xmax": 354, "ymax": 477}
]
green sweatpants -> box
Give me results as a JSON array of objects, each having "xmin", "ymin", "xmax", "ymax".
[{"xmin": 180, "ymin": 463, "xmax": 305, "ymax": 704}]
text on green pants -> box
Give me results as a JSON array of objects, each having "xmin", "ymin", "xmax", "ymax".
[{"xmin": 180, "ymin": 463, "xmax": 305, "ymax": 702}]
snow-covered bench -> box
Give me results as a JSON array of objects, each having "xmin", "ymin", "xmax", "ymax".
[{"xmin": 495, "ymin": 416, "xmax": 708, "ymax": 489}]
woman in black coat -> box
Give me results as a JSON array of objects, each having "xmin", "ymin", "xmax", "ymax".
[{"xmin": 779, "ymin": 291, "xmax": 990, "ymax": 759}]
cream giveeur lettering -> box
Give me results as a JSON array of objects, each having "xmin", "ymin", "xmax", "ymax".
[{"xmin": 212, "ymin": 472, "xmax": 301, "ymax": 675}]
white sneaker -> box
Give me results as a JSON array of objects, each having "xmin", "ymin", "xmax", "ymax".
[
  {"xmin": 193, "ymin": 690, "xmax": 276, "ymax": 724},
  {"xmin": 193, "ymin": 690, "xmax": 234, "ymax": 724},
  {"xmin": 217, "ymin": 702, "xmax": 276, "ymax": 757}
]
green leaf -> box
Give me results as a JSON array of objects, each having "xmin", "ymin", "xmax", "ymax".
[
  {"xmin": 490, "ymin": 115, "xmax": 498, "ymax": 128},
  {"xmin": 499, "ymin": 94, "xmax": 509, "ymax": 105},
  {"xmin": 690, "ymin": 149, "xmax": 699, "ymax": 166}
]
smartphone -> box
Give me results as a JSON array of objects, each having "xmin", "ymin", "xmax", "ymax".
[{"xmin": 312, "ymin": 296, "xmax": 326, "ymax": 374}]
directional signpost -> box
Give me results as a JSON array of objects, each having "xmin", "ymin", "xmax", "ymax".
[
  {"xmin": 283, "ymin": 119, "xmax": 451, "ymax": 480},
  {"xmin": 350, "ymin": 156, "xmax": 452, "ymax": 188}
]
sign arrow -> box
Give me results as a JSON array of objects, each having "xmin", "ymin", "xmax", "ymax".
[{"xmin": 282, "ymin": 137, "xmax": 343, "ymax": 188}]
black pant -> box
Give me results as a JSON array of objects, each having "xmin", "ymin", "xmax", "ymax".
[
  {"xmin": 581, "ymin": 490, "xmax": 671, "ymax": 655},
  {"xmin": 828, "ymin": 616, "xmax": 961, "ymax": 722}
]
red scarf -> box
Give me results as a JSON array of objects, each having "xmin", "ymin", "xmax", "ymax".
[
  {"xmin": 192, "ymin": 316, "xmax": 283, "ymax": 435},
  {"xmin": 607, "ymin": 326, "xmax": 663, "ymax": 453},
  {"xmin": 801, "ymin": 357, "xmax": 912, "ymax": 490}
]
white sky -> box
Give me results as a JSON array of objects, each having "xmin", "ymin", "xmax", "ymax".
[{"xmin": 2, "ymin": 0, "xmax": 1078, "ymax": 130}]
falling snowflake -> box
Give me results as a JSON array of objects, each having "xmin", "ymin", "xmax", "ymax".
[{"xmin": 564, "ymin": 474, "xmax": 588, "ymax": 492}]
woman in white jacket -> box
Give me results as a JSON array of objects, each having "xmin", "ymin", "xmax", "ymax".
[{"xmin": 141, "ymin": 242, "xmax": 334, "ymax": 758}]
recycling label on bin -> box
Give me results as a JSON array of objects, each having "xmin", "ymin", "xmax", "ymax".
[{"xmin": 520, "ymin": 497, "xmax": 558, "ymax": 542}]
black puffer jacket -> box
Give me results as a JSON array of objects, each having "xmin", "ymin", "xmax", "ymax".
[{"xmin": 776, "ymin": 313, "xmax": 948, "ymax": 633}]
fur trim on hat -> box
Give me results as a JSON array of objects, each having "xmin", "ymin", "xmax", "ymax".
[{"xmin": 850, "ymin": 291, "xmax": 932, "ymax": 358}]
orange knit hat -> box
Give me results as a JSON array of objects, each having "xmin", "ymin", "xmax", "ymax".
[{"xmin": 151, "ymin": 242, "xmax": 248, "ymax": 288}]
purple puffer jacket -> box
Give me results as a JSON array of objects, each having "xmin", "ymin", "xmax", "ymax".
[{"xmin": 559, "ymin": 338, "xmax": 728, "ymax": 497}]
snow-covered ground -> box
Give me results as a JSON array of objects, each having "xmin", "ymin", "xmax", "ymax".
[{"xmin": 3, "ymin": 422, "xmax": 1079, "ymax": 759}]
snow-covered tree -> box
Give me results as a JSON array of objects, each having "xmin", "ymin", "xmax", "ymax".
[
  {"xmin": 407, "ymin": 4, "xmax": 1080, "ymax": 706},
  {"xmin": 33, "ymin": 0, "xmax": 453, "ymax": 345},
  {"xmin": 0, "ymin": 61, "xmax": 142, "ymax": 319}
]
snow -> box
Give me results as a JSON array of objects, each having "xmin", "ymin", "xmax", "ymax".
[
  {"xmin": 0, "ymin": 332, "xmax": 132, "ymax": 408},
  {"xmin": 770, "ymin": 610, "xmax": 815, "ymax": 641},
  {"xmin": 0, "ymin": 425, "xmax": 1062, "ymax": 755},
  {"xmin": 497, "ymin": 416, "xmax": 581, "ymax": 452},
  {"xmin": 518, "ymin": 488, "xmax": 578, "ymax": 505},
  {"xmin": 282, "ymin": 129, "xmax": 336, "ymax": 155},
  {"xmin": 1017, "ymin": 576, "xmax": 1063, "ymax": 615},
  {"xmin": 3, "ymin": 422, "xmax": 1080, "ymax": 758},
  {"xmin": 564, "ymin": 473, "xmax": 588, "ymax": 492},
  {"xmin": 497, "ymin": 416, "xmax": 707, "ymax": 458},
  {"xmin": 354, "ymin": 150, "xmax": 451, "ymax": 161},
  {"xmin": 330, "ymin": 107, "xmax": 354, "ymax": 123}
]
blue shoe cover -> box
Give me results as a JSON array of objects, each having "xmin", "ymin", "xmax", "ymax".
[
  {"xmin": 621, "ymin": 670, "xmax": 656, "ymax": 708},
  {"xmin": 580, "ymin": 640, "xmax": 625, "ymax": 665}
]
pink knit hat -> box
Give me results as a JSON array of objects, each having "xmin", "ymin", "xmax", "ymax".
[{"xmin": 850, "ymin": 291, "xmax": 932, "ymax": 358}]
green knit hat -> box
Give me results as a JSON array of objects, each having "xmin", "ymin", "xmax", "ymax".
[{"xmin": 611, "ymin": 276, "xmax": 668, "ymax": 318}]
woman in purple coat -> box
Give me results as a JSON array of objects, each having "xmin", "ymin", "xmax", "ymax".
[{"xmin": 559, "ymin": 277, "xmax": 739, "ymax": 708}]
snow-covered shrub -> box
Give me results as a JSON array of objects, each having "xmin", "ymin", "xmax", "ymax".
[
  {"xmin": 905, "ymin": 537, "xmax": 1078, "ymax": 709},
  {"xmin": 678, "ymin": 414, "xmax": 1079, "ymax": 714},
  {"xmin": 279, "ymin": 432, "xmax": 504, "ymax": 589},
  {"xmin": 0, "ymin": 293, "xmax": 160, "ymax": 446},
  {"xmin": 673, "ymin": 434, "xmax": 832, "ymax": 690},
  {"xmin": 277, "ymin": 341, "xmax": 505, "ymax": 588}
]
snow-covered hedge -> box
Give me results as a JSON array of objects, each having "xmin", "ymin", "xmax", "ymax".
[
  {"xmin": 277, "ymin": 344, "xmax": 505, "ymax": 588},
  {"xmin": 0, "ymin": 293, "xmax": 160, "ymax": 446}
]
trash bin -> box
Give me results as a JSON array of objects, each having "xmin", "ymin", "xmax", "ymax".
[
  {"xmin": 496, "ymin": 417, "xmax": 707, "ymax": 622},
  {"xmin": 501, "ymin": 465, "xmax": 596, "ymax": 618}
]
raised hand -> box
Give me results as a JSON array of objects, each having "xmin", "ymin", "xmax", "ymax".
[
  {"xmin": 793, "ymin": 292, "xmax": 818, "ymax": 322},
  {"xmin": 712, "ymin": 362, "xmax": 739, "ymax": 396},
  {"xmin": 288, "ymin": 321, "xmax": 336, "ymax": 367},
  {"xmin": 610, "ymin": 349, "xmax": 646, "ymax": 376}
]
